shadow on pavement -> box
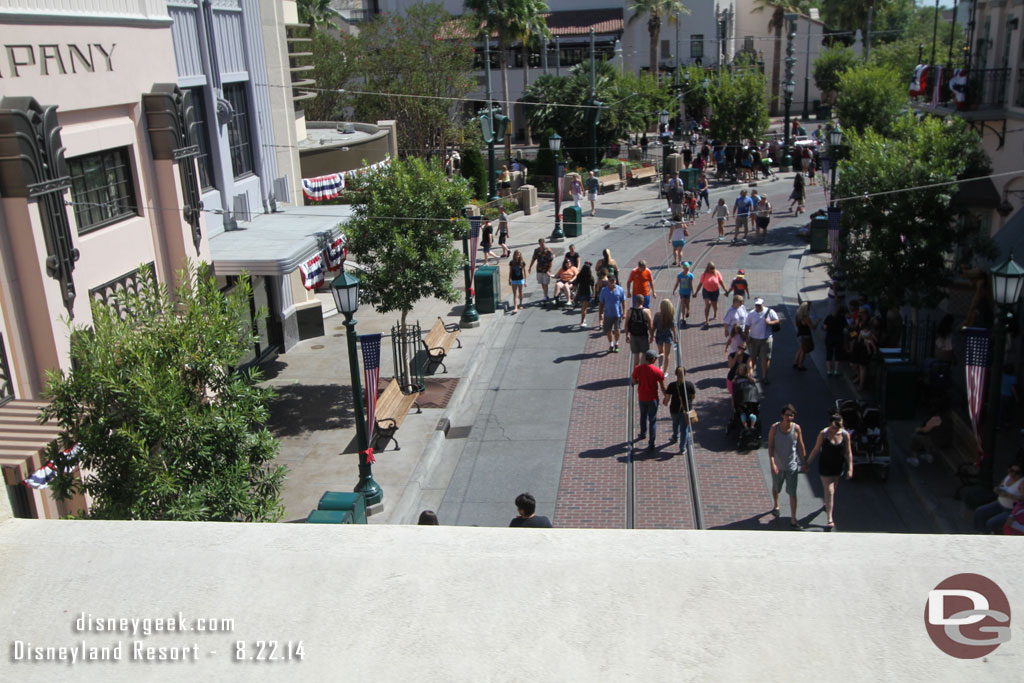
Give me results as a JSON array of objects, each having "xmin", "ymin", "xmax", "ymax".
[
  {"xmin": 578, "ymin": 443, "xmax": 628, "ymax": 459},
  {"xmin": 577, "ymin": 377, "xmax": 628, "ymax": 392},
  {"xmin": 709, "ymin": 510, "xmax": 776, "ymax": 530},
  {"xmin": 268, "ymin": 384, "xmax": 354, "ymax": 437},
  {"xmin": 553, "ymin": 351, "xmax": 607, "ymax": 364}
]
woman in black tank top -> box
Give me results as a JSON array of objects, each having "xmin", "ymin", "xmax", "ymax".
[{"xmin": 807, "ymin": 413, "xmax": 854, "ymax": 530}]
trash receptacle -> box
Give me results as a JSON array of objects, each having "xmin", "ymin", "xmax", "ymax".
[
  {"xmin": 809, "ymin": 214, "xmax": 829, "ymax": 253},
  {"xmin": 563, "ymin": 205, "xmax": 582, "ymax": 237},
  {"xmin": 306, "ymin": 509, "xmax": 353, "ymax": 524},
  {"xmin": 680, "ymin": 168, "xmax": 700, "ymax": 191},
  {"xmin": 882, "ymin": 358, "xmax": 918, "ymax": 419},
  {"xmin": 474, "ymin": 265, "xmax": 500, "ymax": 314},
  {"xmin": 317, "ymin": 491, "xmax": 367, "ymax": 524}
]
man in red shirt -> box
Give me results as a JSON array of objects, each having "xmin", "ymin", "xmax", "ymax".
[
  {"xmin": 627, "ymin": 259, "xmax": 657, "ymax": 309},
  {"xmin": 632, "ymin": 348, "xmax": 667, "ymax": 450}
]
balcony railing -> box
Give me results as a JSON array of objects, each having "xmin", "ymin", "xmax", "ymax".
[{"xmin": 913, "ymin": 66, "xmax": 1011, "ymax": 111}]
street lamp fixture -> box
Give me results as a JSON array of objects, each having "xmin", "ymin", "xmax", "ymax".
[
  {"xmin": 330, "ymin": 269, "xmax": 383, "ymax": 507},
  {"xmin": 992, "ymin": 251, "xmax": 1024, "ymax": 306},
  {"xmin": 549, "ymin": 132, "xmax": 565, "ymax": 241},
  {"xmin": 829, "ymin": 123, "xmax": 843, "ymax": 148},
  {"xmin": 659, "ymin": 109, "xmax": 670, "ymax": 127}
]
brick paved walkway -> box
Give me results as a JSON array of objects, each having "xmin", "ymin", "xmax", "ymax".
[{"xmin": 555, "ymin": 180, "xmax": 818, "ymax": 530}]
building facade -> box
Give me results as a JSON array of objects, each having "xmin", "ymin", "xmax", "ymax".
[{"xmin": 0, "ymin": 0, "xmax": 204, "ymax": 516}]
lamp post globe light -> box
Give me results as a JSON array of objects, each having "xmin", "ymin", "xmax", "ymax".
[
  {"xmin": 549, "ymin": 132, "xmax": 565, "ymax": 241},
  {"xmin": 330, "ymin": 270, "xmax": 383, "ymax": 507},
  {"xmin": 982, "ymin": 251, "xmax": 1024, "ymax": 487}
]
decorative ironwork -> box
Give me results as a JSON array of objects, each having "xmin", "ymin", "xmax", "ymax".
[
  {"xmin": 0, "ymin": 96, "xmax": 80, "ymax": 315},
  {"xmin": 89, "ymin": 263, "xmax": 155, "ymax": 319},
  {"xmin": 143, "ymin": 84, "xmax": 204, "ymax": 253},
  {"xmin": 391, "ymin": 322, "xmax": 424, "ymax": 394},
  {"xmin": 0, "ymin": 333, "xmax": 14, "ymax": 406}
]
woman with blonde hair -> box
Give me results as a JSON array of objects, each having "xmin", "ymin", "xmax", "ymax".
[
  {"xmin": 792, "ymin": 301, "xmax": 819, "ymax": 371},
  {"xmin": 653, "ymin": 298, "xmax": 677, "ymax": 372},
  {"xmin": 694, "ymin": 261, "xmax": 727, "ymax": 329}
]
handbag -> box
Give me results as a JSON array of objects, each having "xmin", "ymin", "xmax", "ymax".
[
  {"xmin": 688, "ymin": 409, "xmax": 699, "ymax": 425},
  {"xmin": 768, "ymin": 309, "xmax": 782, "ymax": 334}
]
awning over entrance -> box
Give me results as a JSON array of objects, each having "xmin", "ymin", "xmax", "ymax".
[
  {"xmin": 0, "ymin": 400, "xmax": 58, "ymax": 485},
  {"xmin": 209, "ymin": 204, "xmax": 353, "ymax": 276}
]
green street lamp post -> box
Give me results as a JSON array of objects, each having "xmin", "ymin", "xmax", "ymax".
[
  {"xmin": 460, "ymin": 210, "xmax": 480, "ymax": 327},
  {"xmin": 981, "ymin": 251, "xmax": 1024, "ymax": 487},
  {"xmin": 828, "ymin": 124, "xmax": 842, "ymax": 208},
  {"xmin": 549, "ymin": 132, "xmax": 565, "ymax": 241},
  {"xmin": 659, "ymin": 109, "xmax": 670, "ymax": 157},
  {"xmin": 781, "ymin": 13, "xmax": 798, "ymax": 171},
  {"xmin": 330, "ymin": 269, "xmax": 383, "ymax": 507}
]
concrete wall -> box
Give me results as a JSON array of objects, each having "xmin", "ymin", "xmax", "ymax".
[
  {"xmin": 298, "ymin": 122, "xmax": 392, "ymax": 177},
  {"xmin": 0, "ymin": 519, "xmax": 1019, "ymax": 681}
]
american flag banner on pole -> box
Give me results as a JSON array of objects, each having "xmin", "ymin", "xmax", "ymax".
[
  {"xmin": 827, "ymin": 206, "xmax": 842, "ymax": 257},
  {"xmin": 964, "ymin": 327, "xmax": 991, "ymax": 443},
  {"xmin": 361, "ymin": 333, "xmax": 383, "ymax": 450},
  {"xmin": 469, "ymin": 216, "xmax": 481, "ymax": 286}
]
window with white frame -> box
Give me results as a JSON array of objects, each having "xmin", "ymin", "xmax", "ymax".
[
  {"xmin": 224, "ymin": 83, "xmax": 255, "ymax": 179},
  {"xmin": 691, "ymin": 35, "xmax": 704, "ymax": 60}
]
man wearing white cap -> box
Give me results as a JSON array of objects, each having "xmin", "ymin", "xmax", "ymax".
[{"xmin": 743, "ymin": 297, "xmax": 780, "ymax": 384}]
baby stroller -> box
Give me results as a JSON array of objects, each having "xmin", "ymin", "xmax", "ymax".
[
  {"xmin": 758, "ymin": 156, "xmax": 776, "ymax": 179},
  {"xmin": 834, "ymin": 399, "xmax": 891, "ymax": 481},
  {"xmin": 729, "ymin": 379, "xmax": 762, "ymax": 450}
]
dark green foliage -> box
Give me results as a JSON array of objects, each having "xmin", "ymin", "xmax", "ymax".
[
  {"xmin": 42, "ymin": 263, "xmax": 286, "ymax": 521},
  {"xmin": 461, "ymin": 146, "xmax": 488, "ymax": 200}
]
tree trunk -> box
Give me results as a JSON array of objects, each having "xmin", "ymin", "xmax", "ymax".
[
  {"xmin": 649, "ymin": 15, "xmax": 661, "ymax": 83},
  {"xmin": 770, "ymin": 9, "xmax": 782, "ymax": 116}
]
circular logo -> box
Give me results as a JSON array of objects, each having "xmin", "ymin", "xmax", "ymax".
[{"xmin": 924, "ymin": 573, "xmax": 1011, "ymax": 659}]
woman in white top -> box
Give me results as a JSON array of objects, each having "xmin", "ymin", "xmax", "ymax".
[
  {"xmin": 974, "ymin": 464, "xmax": 1024, "ymax": 533},
  {"xmin": 710, "ymin": 198, "xmax": 729, "ymax": 242}
]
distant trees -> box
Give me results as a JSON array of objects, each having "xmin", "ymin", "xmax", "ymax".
[
  {"xmin": 813, "ymin": 47, "xmax": 859, "ymax": 106},
  {"xmin": 706, "ymin": 61, "xmax": 770, "ymax": 144},
  {"xmin": 834, "ymin": 64, "xmax": 907, "ymax": 135},
  {"xmin": 627, "ymin": 0, "xmax": 690, "ymax": 83}
]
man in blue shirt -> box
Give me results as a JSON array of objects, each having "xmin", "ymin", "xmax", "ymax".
[
  {"xmin": 599, "ymin": 275, "xmax": 626, "ymax": 353},
  {"xmin": 732, "ymin": 189, "xmax": 754, "ymax": 243}
]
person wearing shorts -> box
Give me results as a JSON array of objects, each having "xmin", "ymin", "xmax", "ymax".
[
  {"xmin": 672, "ymin": 262, "xmax": 694, "ymax": 326},
  {"xmin": 711, "ymin": 198, "xmax": 729, "ymax": 242},
  {"xmin": 669, "ymin": 212, "xmax": 686, "ymax": 267},
  {"xmin": 732, "ymin": 189, "xmax": 753, "ymax": 243},
  {"xmin": 768, "ymin": 404, "xmax": 807, "ymax": 529},
  {"xmin": 480, "ymin": 219, "xmax": 497, "ymax": 265},
  {"xmin": 743, "ymin": 297, "xmax": 780, "ymax": 384},
  {"xmin": 528, "ymin": 238, "xmax": 554, "ymax": 301},
  {"xmin": 696, "ymin": 262, "xmax": 726, "ymax": 329},
  {"xmin": 585, "ymin": 171, "xmax": 599, "ymax": 216},
  {"xmin": 599, "ymin": 276, "xmax": 626, "ymax": 352},
  {"xmin": 754, "ymin": 195, "xmax": 772, "ymax": 243}
]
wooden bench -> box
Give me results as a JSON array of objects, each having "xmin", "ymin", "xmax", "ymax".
[
  {"xmin": 931, "ymin": 411, "xmax": 982, "ymax": 499},
  {"xmin": 372, "ymin": 378, "xmax": 422, "ymax": 452},
  {"xmin": 629, "ymin": 166, "xmax": 657, "ymax": 185},
  {"xmin": 597, "ymin": 173, "xmax": 621, "ymax": 192},
  {"xmin": 421, "ymin": 316, "xmax": 461, "ymax": 374}
]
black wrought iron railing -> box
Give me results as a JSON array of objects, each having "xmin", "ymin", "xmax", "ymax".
[
  {"xmin": 0, "ymin": 333, "xmax": 14, "ymax": 406},
  {"xmin": 912, "ymin": 66, "xmax": 1011, "ymax": 110}
]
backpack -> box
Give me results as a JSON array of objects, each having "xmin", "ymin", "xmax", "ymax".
[{"xmin": 627, "ymin": 307, "xmax": 647, "ymax": 336}]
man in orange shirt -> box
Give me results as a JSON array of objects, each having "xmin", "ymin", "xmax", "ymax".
[{"xmin": 627, "ymin": 259, "xmax": 657, "ymax": 309}]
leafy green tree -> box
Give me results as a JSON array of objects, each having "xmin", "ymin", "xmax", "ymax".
[
  {"xmin": 297, "ymin": 0, "xmax": 335, "ymax": 29},
  {"xmin": 345, "ymin": 158, "xmax": 473, "ymax": 329},
  {"xmin": 836, "ymin": 114, "xmax": 986, "ymax": 308},
  {"xmin": 752, "ymin": 0, "xmax": 810, "ymax": 115},
  {"xmin": 460, "ymin": 146, "xmax": 488, "ymax": 200},
  {"xmin": 813, "ymin": 47, "xmax": 859, "ymax": 105},
  {"xmin": 869, "ymin": 5, "xmax": 964, "ymax": 81},
  {"xmin": 615, "ymin": 71, "xmax": 678, "ymax": 135},
  {"xmin": 627, "ymin": 0, "xmax": 690, "ymax": 83},
  {"xmin": 304, "ymin": 31, "xmax": 352, "ymax": 122},
  {"xmin": 679, "ymin": 66, "xmax": 712, "ymax": 120},
  {"xmin": 313, "ymin": 4, "xmax": 475, "ymax": 158},
  {"xmin": 706, "ymin": 61, "xmax": 770, "ymax": 144},
  {"xmin": 819, "ymin": 0, "xmax": 914, "ymax": 47},
  {"xmin": 42, "ymin": 263, "xmax": 286, "ymax": 522},
  {"xmin": 834, "ymin": 63, "xmax": 907, "ymax": 134}
]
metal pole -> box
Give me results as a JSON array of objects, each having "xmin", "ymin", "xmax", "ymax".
[
  {"xmin": 865, "ymin": 5, "xmax": 873, "ymax": 62},
  {"xmin": 460, "ymin": 228, "xmax": 479, "ymax": 326},
  {"xmin": 590, "ymin": 28, "xmax": 597, "ymax": 169},
  {"xmin": 542, "ymin": 34, "xmax": 548, "ymax": 75},
  {"xmin": 830, "ymin": 148, "xmax": 838, "ymax": 207},
  {"xmin": 676, "ymin": 15, "xmax": 683, "ymax": 133},
  {"xmin": 485, "ymin": 39, "xmax": 497, "ymax": 201},
  {"xmin": 551, "ymin": 159, "xmax": 565, "ymax": 241},
  {"xmin": 931, "ymin": 0, "xmax": 940, "ymax": 66},
  {"xmin": 555, "ymin": 35, "xmax": 561, "ymax": 76},
  {"xmin": 948, "ymin": 0, "xmax": 959, "ymax": 67},
  {"xmin": 982, "ymin": 308, "xmax": 1008, "ymax": 487},
  {"xmin": 345, "ymin": 314, "xmax": 382, "ymax": 505},
  {"xmin": 802, "ymin": 20, "xmax": 811, "ymax": 120}
]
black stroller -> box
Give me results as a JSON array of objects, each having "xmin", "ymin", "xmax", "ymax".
[
  {"xmin": 729, "ymin": 379, "xmax": 762, "ymax": 451},
  {"xmin": 834, "ymin": 399, "xmax": 891, "ymax": 480}
]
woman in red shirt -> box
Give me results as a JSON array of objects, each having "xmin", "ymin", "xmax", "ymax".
[{"xmin": 695, "ymin": 261, "xmax": 726, "ymax": 329}]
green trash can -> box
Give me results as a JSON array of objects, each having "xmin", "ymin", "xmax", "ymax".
[
  {"xmin": 317, "ymin": 491, "xmax": 367, "ymax": 524},
  {"xmin": 474, "ymin": 265, "xmax": 500, "ymax": 314},
  {"xmin": 680, "ymin": 168, "xmax": 700, "ymax": 191},
  {"xmin": 563, "ymin": 206, "xmax": 582, "ymax": 237},
  {"xmin": 882, "ymin": 358, "xmax": 918, "ymax": 419},
  {"xmin": 809, "ymin": 214, "xmax": 829, "ymax": 253},
  {"xmin": 306, "ymin": 509, "xmax": 353, "ymax": 524}
]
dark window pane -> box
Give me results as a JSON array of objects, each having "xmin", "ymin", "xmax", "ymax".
[
  {"xmin": 224, "ymin": 83, "xmax": 255, "ymax": 178},
  {"xmin": 67, "ymin": 147, "xmax": 138, "ymax": 234},
  {"xmin": 188, "ymin": 87, "xmax": 216, "ymax": 190}
]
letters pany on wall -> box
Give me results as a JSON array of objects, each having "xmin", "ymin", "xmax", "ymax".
[{"xmin": 0, "ymin": 43, "xmax": 116, "ymax": 78}]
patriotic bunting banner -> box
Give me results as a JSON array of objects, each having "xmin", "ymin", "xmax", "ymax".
[
  {"xmin": 302, "ymin": 173, "xmax": 344, "ymax": 202},
  {"xmin": 909, "ymin": 64, "xmax": 929, "ymax": 97},
  {"xmin": 325, "ymin": 235, "xmax": 347, "ymax": 272},
  {"xmin": 964, "ymin": 327, "xmax": 991, "ymax": 444},
  {"xmin": 827, "ymin": 206, "xmax": 842, "ymax": 257},
  {"xmin": 930, "ymin": 65, "xmax": 943, "ymax": 107},
  {"xmin": 949, "ymin": 69, "xmax": 968, "ymax": 109},
  {"xmin": 361, "ymin": 333, "xmax": 382, "ymax": 450},
  {"xmin": 298, "ymin": 253, "xmax": 325, "ymax": 290}
]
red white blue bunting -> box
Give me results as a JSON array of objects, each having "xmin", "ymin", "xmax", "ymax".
[{"xmin": 300, "ymin": 158, "xmax": 392, "ymax": 203}]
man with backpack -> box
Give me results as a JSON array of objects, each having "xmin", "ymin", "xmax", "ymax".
[{"xmin": 625, "ymin": 295, "xmax": 654, "ymax": 367}]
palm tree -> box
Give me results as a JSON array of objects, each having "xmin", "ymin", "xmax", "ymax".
[
  {"xmin": 465, "ymin": 0, "xmax": 548, "ymax": 145},
  {"xmin": 752, "ymin": 0, "xmax": 808, "ymax": 116},
  {"xmin": 509, "ymin": 1, "xmax": 549, "ymax": 144},
  {"xmin": 297, "ymin": 0, "xmax": 335, "ymax": 30},
  {"xmin": 627, "ymin": 0, "xmax": 690, "ymax": 83}
]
